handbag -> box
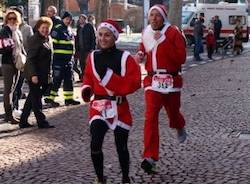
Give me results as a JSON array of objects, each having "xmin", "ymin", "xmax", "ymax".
[{"xmin": 15, "ymin": 51, "xmax": 26, "ymax": 71}]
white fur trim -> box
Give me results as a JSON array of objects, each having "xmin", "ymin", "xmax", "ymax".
[
  {"xmin": 152, "ymin": 23, "xmax": 171, "ymax": 71},
  {"xmin": 90, "ymin": 51, "xmax": 114, "ymax": 96},
  {"xmin": 90, "ymin": 51, "xmax": 101, "ymax": 81},
  {"xmin": 89, "ymin": 115, "xmax": 131, "ymax": 130},
  {"xmin": 101, "ymin": 68, "xmax": 113, "ymax": 86},
  {"xmin": 81, "ymin": 85, "xmax": 91, "ymax": 92},
  {"xmin": 98, "ymin": 22, "xmax": 119, "ymax": 40},
  {"xmin": 148, "ymin": 5, "xmax": 167, "ymax": 21},
  {"xmin": 121, "ymin": 51, "xmax": 130, "ymax": 77},
  {"xmin": 142, "ymin": 25, "xmax": 157, "ymax": 52},
  {"xmin": 144, "ymin": 86, "xmax": 181, "ymax": 94}
]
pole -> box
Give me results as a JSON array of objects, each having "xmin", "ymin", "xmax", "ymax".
[{"xmin": 143, "ymin": 0, "xmax": 150, "ymax": 28}]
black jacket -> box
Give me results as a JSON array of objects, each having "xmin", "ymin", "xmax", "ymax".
[
  {"xmin": 24, "ymin": 32, "xmax": 52, "ymax": 83},
  {"xmin": 0, "ymin": 25, "xmax": 14, "ymax": 65},
  {"xmin": 75, "ymin": 23, "xmax": 96, "ymax": 52}
]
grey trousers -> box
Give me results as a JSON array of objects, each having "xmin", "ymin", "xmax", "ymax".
[{"xmin": 2, "ymin": 64, "xmax": 19, "ymax": 119}]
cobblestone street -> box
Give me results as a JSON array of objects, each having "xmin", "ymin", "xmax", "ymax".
[{"xmin": 1, "ymin": 50, "xmax": 250, "ymax": 183}]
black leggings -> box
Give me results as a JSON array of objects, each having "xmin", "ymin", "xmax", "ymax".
[{"xmin": 90, "ymin": 119, "xmax": 130, "ymax": 183}]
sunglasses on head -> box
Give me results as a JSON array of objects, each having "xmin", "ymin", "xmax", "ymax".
[{"xmin": 8, "ymin": 17, "xmax": 17, "ymax": 21}]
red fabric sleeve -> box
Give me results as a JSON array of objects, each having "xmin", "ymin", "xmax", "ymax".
[
  {"xmin": 171, "ymin": 28, "xmax": 186, "ymax": 65},
  {"xmin": 81, "ymin": 54, "xmax": 94, "ymax": 102}
]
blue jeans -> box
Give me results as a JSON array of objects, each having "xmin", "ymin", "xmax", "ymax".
[{"xmin": 194, "ymin": 36, "xmax": 203, "ymax": 59}]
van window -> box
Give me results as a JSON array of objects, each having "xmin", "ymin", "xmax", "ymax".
[
  {"xmin": 229, "ymin": 16, "xmax": 246, "ymax": 25},
  {"xmin": 182, "ymin": 11, "xmax": 194, "ymax": 24}
]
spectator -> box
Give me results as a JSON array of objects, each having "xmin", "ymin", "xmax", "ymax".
[
  {"xmin": 46, "ymin": 5, "xmax": 61, "ymax": 29},
  {"xmin": 208, "ymin": 16, "xmax": 215, "ymax": 30},
  {"xmin": 193, "ymin": 16, "xmax": 205, "ymax": 61},
  {"xmin": 206, "ymin": 28, "xmax": 216, "ymax": 60},
  {"xmin": 0, "ymin": 10, "xmax": 23, "ymax": 124},
  {"xmin": 42, "ymin": 6, "xmax": 62, "ymax": 100},
  {"xmin": 19, "ymin": 17, "xmax": 54, "ymax": 129},
  {"xmin": 10, "ymin": 6, "xmax": 33, "ymax": 117},
  {"xmin": 234, "ymin": 19, "xmax": 243, "ymax": 55},
  {"xmin": 75, "ymin": 14, "xmax": 96, "ymax": 79},
  {"xmin": 74, "ymin": 14, "xmax": 88, "ymax": 81},
  {"xmin": 44, "ymin": 11, "xmax": 80, "ymax": 107},
  {"xmin": 214, "ymin": 15, "xmax": 222, "ymax": 52},
  {"xmin": 87, "ymin": 14, "xmax": 96, "ymax": 31}
]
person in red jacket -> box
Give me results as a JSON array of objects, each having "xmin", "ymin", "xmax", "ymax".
[
  {"xmin": 206, "ymin": 28, "xmax": 216, "ymax": 60},
  {"xmin": 81, "ymin": 19, "xmax": 141, "ymax": 184},
  {"xmin": 136, "ymin": 4, "xmax": 187, "ymax": 174}
]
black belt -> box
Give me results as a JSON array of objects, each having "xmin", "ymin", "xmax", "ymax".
[
  {"xmin": 94, "ymin": 95, "xmax": 126, "ymax": 104},
  {"xmin": 147, "ymin": 71, "xmax": 179, "ymax": 76}
]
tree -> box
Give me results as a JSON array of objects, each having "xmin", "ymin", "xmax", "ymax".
[
  {"xmin": 4, "ymin": 0, "xmax": 26, "ymax": 6},
  {"xmin": 168, "ymin": 0, "xmax": 182, "ymax": 29},
  {"xmin": 76, "ymin": 0, "xmax": 89, "ymax": 14},
  {"xmin": 95, "ymin": 0, "xmax": 108, "ymax": 26}
]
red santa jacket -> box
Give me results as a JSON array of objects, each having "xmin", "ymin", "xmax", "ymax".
[
  {"xmin": 139, "ymin": 23, "xmax": 186, "ymax": 92},
  {"xmin": 81, "ymin": 48, "xmax": 141, "ymax": 130},
  {"xmin": 206, "ymin": 33, "xmax": 216, "ymax": 48}
]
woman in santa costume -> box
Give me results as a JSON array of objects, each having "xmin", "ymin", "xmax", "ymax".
[
  {"xmin": 81, "ymin": 19, "xmax": 141, "ymax": 184},
  {"xmin": 136, "ymin": 4, "xmax": 187, "ymax": 174}
]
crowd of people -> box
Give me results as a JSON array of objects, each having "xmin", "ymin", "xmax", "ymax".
[
  {"xmin": 193, "ymin": 14, "xmax": 243, "ymax": 61},
  {"xmin": 0, "ymin": 4, "xmax": 188, "ymax": 184},
  {"xmin": 0, "ymin": 5, "xmax": 97, "ymax": 126}
]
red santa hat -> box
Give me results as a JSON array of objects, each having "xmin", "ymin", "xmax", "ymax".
[
  {"xmin": 97, "ymin": 19, "xmax": 123, "ymax": 40},
  {"xmin": 148, "ymin": 4, "xmax": 168, "ymax": 22}
]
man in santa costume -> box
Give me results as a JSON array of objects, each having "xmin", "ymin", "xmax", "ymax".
[
  {"xmin": 136, "ymin": 4, "xmax": 187, "ymax": 174},
  {"xmin": 81, "ymin": 19, "xmax": 141, "ymax": 183}
]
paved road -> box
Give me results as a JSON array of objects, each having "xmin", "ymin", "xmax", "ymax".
[{"xmin": 1, "ymin": 49, "xmax": 250, "ymax": 183}]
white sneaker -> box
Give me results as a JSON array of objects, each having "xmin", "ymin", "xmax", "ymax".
[{"xmin": 12, "ymin": 109, "xmax": 22, "ymax": 121}]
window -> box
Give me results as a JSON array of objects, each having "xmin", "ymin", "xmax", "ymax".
[
  {"xmin": 229, "ymin": 16, "xmax": 246, "ymax": 25},
  {"xmin": 182, "ymin": 11, "xmax": 194, "ymax": 24}
]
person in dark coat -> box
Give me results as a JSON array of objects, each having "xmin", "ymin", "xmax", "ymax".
[
  {"xmin": 75, "ymin": 14, "xmax": 96, "ymax": 78},
  {"xmin": 193, "ymin": 16, "xmax": 205, "ymax": 61},
  {"xmin": 19, "ymin": 17, "xmax": 54, "ymax": 129},
  {"xmin": 214, "ymin": 15, "xmax": 222, "ymax": 52}
]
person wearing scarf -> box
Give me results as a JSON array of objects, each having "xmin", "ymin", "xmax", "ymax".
[{"xmin": 0, "ymin": 9, "xmax": 23, "ymax": 124}]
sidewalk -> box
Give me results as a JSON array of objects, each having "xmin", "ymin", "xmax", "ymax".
[{"xmin": 0, "ymin": 51, "xmax": 250, "ymax": 183}]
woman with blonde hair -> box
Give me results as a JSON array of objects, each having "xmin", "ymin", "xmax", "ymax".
[
  {"xmin": 0, "ymin": 9, "xmax": 23, "ymax": 124},
  {"xmin": 19, "ymin": 17, "xmax": 54, "ymax": 129}
]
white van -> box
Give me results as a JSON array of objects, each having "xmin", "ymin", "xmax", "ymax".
[{"xmin": 182, "ymin": 0, "xmax": 249, "ymax": 45}]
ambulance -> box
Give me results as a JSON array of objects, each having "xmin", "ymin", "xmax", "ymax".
[{"xmin": 182, "ymin": 0, "xmax": 249, "ymax": 45}]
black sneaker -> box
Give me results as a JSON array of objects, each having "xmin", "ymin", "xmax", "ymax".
[
  {"xmin": 44, "ymin": 98, "xmax": 60, "ymax": 107},
  {"xmin": 19, "ymin": 122, "xmax": 34, "ymax": 128},
  {"xmin": 93, "ymin": 176, "xmax": 107, "ymax": 184},
  {"xmin": 38, "ymin": 121, "xmax": 55, "ymax": 129},
  {"xmin": 65, "ymin": 99, "xmax": 80, "ymax": 106},
  {"xmin": 122, "ymin": 176, "xmax": 130, "ymax": 183},
  {"xmin": 10, "ymin": 118, "xmax": 20, "ymax": 125},
  {"xmin": 177, "ymin": 128, "xmax": 187, "ymax": 143},
  {"xmin": 141, "ymin": 159, "xmax": 157, "ymax": 174}
]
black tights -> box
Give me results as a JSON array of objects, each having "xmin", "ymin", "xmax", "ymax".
[{"xmin": 90, "ymin": 119, "xmax": 130, "ymax": 183}]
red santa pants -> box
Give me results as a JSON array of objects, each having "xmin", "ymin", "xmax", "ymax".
[{"xmin": 143, "ymin": 90, "xmax": 185, "ymax": 161}]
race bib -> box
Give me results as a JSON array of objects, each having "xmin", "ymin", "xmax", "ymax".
[
  {"xmin": 91, "ymin": 99, "xmax": 117, "ymax": 119},
  {"xmin": 151, "ymin": 74, "xmax": 174, "ymax": 93}
]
